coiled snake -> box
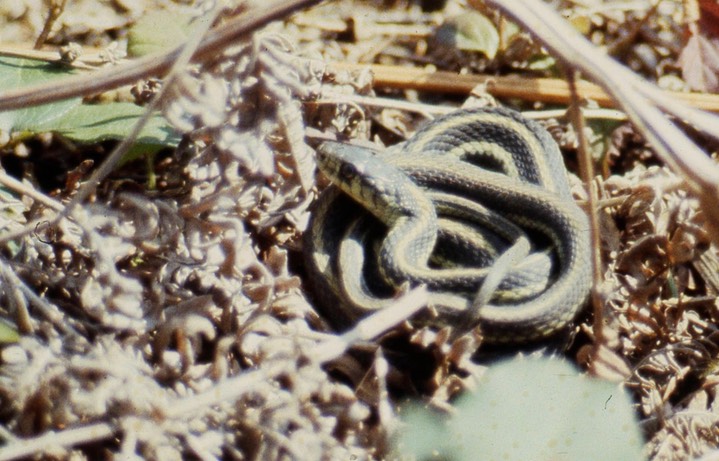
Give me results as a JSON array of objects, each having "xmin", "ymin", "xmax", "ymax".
[{"xmin": 304, "ymin": 107, "xmax": 591, "ymax": 343}]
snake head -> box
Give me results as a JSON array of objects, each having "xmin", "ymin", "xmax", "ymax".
[{"xmin": 315, "ymin": 141, "xmax": 435, "ymax": 225}]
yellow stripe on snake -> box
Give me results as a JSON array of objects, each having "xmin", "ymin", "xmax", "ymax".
[{"xmin": 304, "ymin": 107, "xmax": 591, "ymax": 344}]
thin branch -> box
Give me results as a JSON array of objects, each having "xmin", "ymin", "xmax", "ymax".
[
  {"xmin": 0, "ymin": 0, "xmax": 324, "ymax": 112},
  {"xmin": 0, "ymin": 173, "xmax": 63, "ymax": 212},
  {"xmin": 329, "ymin": 62, "xmax": 719, "ymax": 112},
  {"xmin": 0, "ymin": 44, "xmax": 108, "ymax": 70},
  {"xmin": 566, "ymin": 71, "xmax": 604, "ymax": 344},
  {"xmin": 0, "ymin": 283, "xmax": 428, "ymax": 460},
  {"xmin": 34, "ymin": 0, "xmax": 67, "ymax": 49},
  {"xmin": 0, "ymin": 423, "xmax": 113, "ymax": 461},
  {"xmin": 314, "ymin": 91, "xmax": 629, "ymax": 121}
]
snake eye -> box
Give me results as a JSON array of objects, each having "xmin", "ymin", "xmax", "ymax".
[{"xmin": 340, "ymin": 163, "xmax": 358, "ymax": 180}]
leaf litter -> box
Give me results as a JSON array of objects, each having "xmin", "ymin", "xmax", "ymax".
[{"xmin": 0, "ymin": 0, "xmax": 719, "ymax": 460}]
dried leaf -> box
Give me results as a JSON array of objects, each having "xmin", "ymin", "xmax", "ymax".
[{"xmin": 678, "ymin": 33, "xmax": 719, "ymax": 92}]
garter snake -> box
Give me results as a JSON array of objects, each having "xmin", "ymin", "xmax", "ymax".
[{"xmin": 304, "ymin": 107, "xmax": 591, "ymax": 343}]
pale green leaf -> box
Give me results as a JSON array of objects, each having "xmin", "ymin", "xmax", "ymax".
[
  {"xmin": 0, "ymin": 319, "xmax": 19, "ymax": 343},
  {"xmin": 0, "ymin": 57, "xmax": 80, "ymax": 134},
  {"xmin": 39, "ymin": 102, "xmax": 180, "ymax": 149},
  {"xmin": 397, "ymin": 356, "xmax": 644, "ymax": 461},
  {"xmin": 527, "ymin": 55, "xmax": 557, "ymax": 71},
  {"xmin": 0, "ymin": 57, "xmax": 178, "ymax": 154},
  {"xmin": 127, "ymin": 10, "xmax": 200, "ymax": 57}
]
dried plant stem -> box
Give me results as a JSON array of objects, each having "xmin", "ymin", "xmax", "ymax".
[
  {"xmin": 0, "ymin": 422, "xmax": 113, "ymax": 461},
  {"xmin": 566, "ymin": 71, "xmax": 604, "ymax": 344},
  {"xmin": 315, "ymin": 91, "xmax": 629, "ymax": 121},
  {"xmin": 329, "ymin": 62, "xmax": 719, "ymax": 113},
  {"xmin": 0, "ymin": 261, "xmax": 80, "ymax": 337},
  {"xmin": 605, "ymin": 1, "xmax": 658, "ymax": 56},
  {"xmin": 0, "ymin": 0, "xmax": 323, "ymax": 247},
  {"xmin": 0, "ymin": 172, "xmax": 63, "ymax": 212},
  {"xmin": 0, "ymin": 44, "xmax": 109, "ymax": 70},
  {"xmin": 0, "ymin": 286, "xmax": 427, "ymax": 460},
  {"xmin": 34, "ymin": 0, "xmax": 67, "ymax": 49},
  {"xmin": 310, "ymin": 287, "xmax": 430, "ymax": 363},
  {"xmin": 0, "ymin": 0, "xmax": 323, "ymax": 112}
]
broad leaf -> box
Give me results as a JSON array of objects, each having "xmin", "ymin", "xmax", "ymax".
[
  {"xmin": 127, "ymin": 10, "xmax": 201, "ymax": 57},
  {"xmin": 397, "ymin": 356, "xmax": 644, "ymax": 461},
  {"xmin": 0, "ymin": 57, "xmax": 179, "ymax": 153},
  {"xmin": 40, "ymin": 102, "xmax": 180, "ymax": 148},
  {"xmin": 0, "ymin": 57, "xmax": 80, "ymax": 134}
]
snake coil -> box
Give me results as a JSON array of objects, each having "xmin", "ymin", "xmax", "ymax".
[{"xmin": 304, "ymin": 107, "xmax": 591, "ymax": 344}]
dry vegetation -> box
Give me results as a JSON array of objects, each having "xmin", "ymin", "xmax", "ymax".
[{"xmin": 0, "ymin": 0, "xmax": 719, "ymax": 459}]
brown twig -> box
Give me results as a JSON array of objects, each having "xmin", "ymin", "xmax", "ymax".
[
  {"xmin": 566, "ymin": 71, "xmax": 604, "ymax": 345},
  {"xmin": 34, "ymin": 0, "xmax": 67, "ymax": 49},
  {"xmin": 329, "ymin": 62, "xmax": 719, "ymax": 112},
  {"xmin": 0, "ymin": 0, "xmax": 325, "ymax": 112},
  {"xmin": 0, "ymin": 44, "xmax": 113, "ymax": 70}
]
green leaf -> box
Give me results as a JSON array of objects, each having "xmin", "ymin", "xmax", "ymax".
[
  {"xmin": 397, "ymin": 356, "xmax": 644, "ymax": 461},
  {"xmin": 0, "ymin": 57, "xmax": 179, "ymax": 155},
  {"xmin": 0, "ymin": 319, "xmax": 19, "ymax": 343},
  {"xmin": 0, "ymin": 57, "xmax": 81, "ymax": 134},
  {"xmin": 40, "ymin": 102, "xmax": 180, "ymax": 149},
  {"xmin": 434, "ymin": 11, "xmax": 500, "ymax": 58},
  {"xmin": 527, "ymin": 55, "xmax": 557, "ymax": 71},
  {"xmin": 127, "ymin": 10, "xmax": 200, "ymax": 57}
]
